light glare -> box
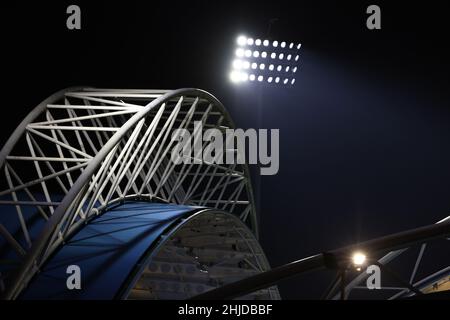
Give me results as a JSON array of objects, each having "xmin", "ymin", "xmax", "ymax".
[
  {"xmin": 237, "ymin": 36, "xmax": 247, "ymax": 46},
  {"xmin": 352, "ymin": 252, "xmax": 366, "ymax": 266},
  {"xmin": 233, "ymin": 59, "xmax": 242, "ymax": 69}
]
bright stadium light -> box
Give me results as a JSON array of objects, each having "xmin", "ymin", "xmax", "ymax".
[
  {"xmin": 297, "ymin": 43, "xmax": 302, "ymax": 50},
  {"xmin": 230, "ymin": 34, "xmax": 302, "ymax": 85},
  {"xmin": 233, "ymin": 59, "xmax": 242, "ymax": 69},
  {"xmin": 237, "ymin": 35, "xmax": 247, "ymax": 46},
  {"xmin": 230, "ymin": 71, "xmax": 241, "ymax": 83},
  {"xmin": 352, "ymin": 252, "xmax": 367, "ymax": 266}
]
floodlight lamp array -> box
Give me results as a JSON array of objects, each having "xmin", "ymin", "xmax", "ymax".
[{"xmin": 230, "ymin": 35, "xmax": 301, "ymax": 86}]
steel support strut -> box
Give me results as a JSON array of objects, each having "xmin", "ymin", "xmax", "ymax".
[{"xmin": 192, "ymin": 220, "xmax": 450, "ymax": 300}]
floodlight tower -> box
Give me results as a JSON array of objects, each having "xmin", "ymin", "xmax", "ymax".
[{"xmin": 228, "ymin": 33, "xmax": 302, "ymax": 246}]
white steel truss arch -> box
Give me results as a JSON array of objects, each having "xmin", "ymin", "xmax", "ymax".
[{"xmin": 0, "ymin": 87, "xmax": 258, "ymax": 299}]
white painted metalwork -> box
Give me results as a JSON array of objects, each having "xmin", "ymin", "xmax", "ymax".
[{"xmin": 0, "ymin": 87, "xmax": 257, "ymax": 299}]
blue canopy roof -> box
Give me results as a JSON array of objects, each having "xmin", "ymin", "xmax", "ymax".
[{"xmin": 20, "ymin": 201, "xmax": 200, "ymax": 299}]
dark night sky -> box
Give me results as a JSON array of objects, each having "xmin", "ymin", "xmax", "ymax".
[{"xmin": 1, "ymin": 1, "xmax": 450, "ymax": 299}]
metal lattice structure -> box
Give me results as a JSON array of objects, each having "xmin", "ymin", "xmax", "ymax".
[{"xmin": 0, "ymin": 87, "xmax": 257, "ymax": 299}]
